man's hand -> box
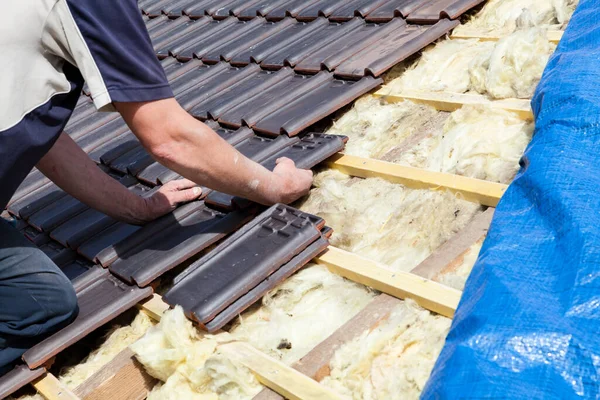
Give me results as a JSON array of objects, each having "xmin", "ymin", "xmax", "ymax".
[
  {"xmin": 141, "ymin": 179, "xmax": 202, "ymax": 222},
  {"xmin": 270, "ymin": 158, "xmax": 313, "ymax": 204}
]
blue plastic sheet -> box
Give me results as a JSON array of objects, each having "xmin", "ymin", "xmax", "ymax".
[{"xmin": 421, "ymin": 2, "xmax": 600, "ymax": 398}]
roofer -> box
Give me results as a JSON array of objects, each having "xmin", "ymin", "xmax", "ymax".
[{"xmin": 0, "ymin": 0, "xmax": 313, "ymax": 375}]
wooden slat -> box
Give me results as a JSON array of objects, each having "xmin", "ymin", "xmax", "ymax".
[
  {"xmin": 326, "ymin": 153, "xmax": 507, "ymax": 207},
  {"xmin": 315, "ymin": 246, "xmax": 461, "ymax": 318},
  {"xmin": 373, "ymin": 89, "xmax": 533, "ymax": 120},
  {"xmin": 451, "ymin": 28, "xmax": 563, "ymax": 43},
  {"xmin": 34, "ymin": 373, "xmax": 80, "ymax": 400},
  {"xmin": 411, "ymin": 207, "xmax": 494, "ymax": 279},
  {"xmin": 220, "ymin": 342, "xmax": 342, "ymax": 400},
  {"xmin": 137, "ymin": 293, "xmax": 170, "ymax": 320},
  {"xmin": 73, "ymin": 348, "xmax": 155, "ymax": 400}
]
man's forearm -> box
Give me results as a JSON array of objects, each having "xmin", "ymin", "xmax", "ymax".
[
  {"xmin": 37, "ymin": 133, "xmax": 150, "ymax": 224},
  {"xmin": 116, "ymin": 98, "xmax": 310, "ymax": 205}
]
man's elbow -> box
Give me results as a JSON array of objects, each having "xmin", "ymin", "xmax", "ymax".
[{"xmin": 148, "ymin": 140, "xmax": 180, "ymax": 167}]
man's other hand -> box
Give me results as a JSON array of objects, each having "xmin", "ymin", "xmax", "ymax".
[
  {"xmin": 142, "ymin": 179, "xmax": 202, "ymax": 222},
  {"xmin": 271, "ymin": 157, "xmax": 313, "ymax": 204}
]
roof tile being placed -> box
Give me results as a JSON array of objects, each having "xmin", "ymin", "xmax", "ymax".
[
  {"xmin": 206, "ymin": 133, "xmax": 345, "ymax": 210},
  {"xmin": 0, "ymin": 365, "xmax": 46, "ymax": 400},
  {"xmin": 108, "ymin": 204, "xmax": 254, "ymax": 287},
  {"xmin": 22, "ymin": 275, "xmax": 153, "ymax": 369},
  {"xmin": 164, "ymin": 204, "xmax": 325, "ymax": 330},
  {"xmin": 335, "ymin": 18, "xmax": 459, "ymax": 78}
]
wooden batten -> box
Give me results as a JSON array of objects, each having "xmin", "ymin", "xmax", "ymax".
[
  {"xmin": 34, "ymin": 373, "xmax": 80, "ymax": 400},
  {"xmin": 450, "ymin": 28, "xmax": 563, "ymax": 44},
  {"xmin": 373, "ymin": 89, "xmax": 533, "ymax": 120},
  {"xmin": 327, "ymin": 153, "xmax": 507, "ymax": 207},
  {"xmin": 73, "ymin": 349, "xmax": 155, "ymax": 400},
  {"xmin": 315, "ymin": 246, "xmax": 461, "ymax": 318}
]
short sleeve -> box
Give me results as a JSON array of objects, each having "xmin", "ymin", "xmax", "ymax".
[{"xmin": 44, "ymin": 0, "xmax": 173, "ymax": 112}]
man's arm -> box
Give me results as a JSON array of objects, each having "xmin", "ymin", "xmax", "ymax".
[
  {"xmin": 37, "ymin": 132, "xmax": 202, "ymax": 225},
  {"xmin": 115, "ymin": 98, "xmax": 313, "ymax": 206}
]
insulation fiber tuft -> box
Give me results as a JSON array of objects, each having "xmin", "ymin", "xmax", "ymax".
[
  {"xmin": 394, "ymin": 105, "xmax": 533, "ymax": 184},
  {"xmin": 382, "ymin": 29, "xmax": 555, "ymax": 99},
  {"xmin": 131, "ymin": 306, "xmax": 262, "ymax": 400},
  {"xmin": 229, "ymin": 264, "xmax": 376, "ymax": 365},
  {"xmin": 321, "ymin": 299, "xmax": 451, "ymax": 399},
  {"xmin": 299, "ymin": 170, "xmax": 482, "ymax": 272},
  {"xmin": 455, "ymin": 0, "xmax": 578, "ymax": 35}
]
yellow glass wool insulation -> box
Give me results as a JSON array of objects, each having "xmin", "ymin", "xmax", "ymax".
[
  {"xmin": 392, "ymin": 105, "xmax": 533, "ymax": 184},
  {"xmin": 8, "ymin": 395, "xmax": 44, "ymax": 400},
  {"xmin": 434, "ymin": 239, "xmax": 484, "ymax": 291},
  {"xmin": 57, "ymin": 311, "xmax": 154, "ymax": 389},
  {"xmin": 469, "ymin": 28, "xmax": 556, "ymax": 99},
  {"xmin": 455, "ymin": 0, "xmax": 578, "ymax": 35},
  {"xmin": 384, "ymin": 39, "xmax": 495, "ymax": 94},
  {"xmin": 299, "ymin": 170, "xmax": 482, "ymax": 272},
  {"xmin": 131, "ymin": 306, "xmax": 262, "ymax": 400},
  {"xmin": 321, "ymin": 299, "xmax": 451, "ymax": 400},
  {"xmin": 326, "ymin": 95, "xmax": 442, "ymax": 159},
  {"xmin": 229, "ymin": 264, "xmax": 376, "ymax": 365},
  {"xmin": 383, "ymin": 29, "xmax": 554, "ymax": 99}
]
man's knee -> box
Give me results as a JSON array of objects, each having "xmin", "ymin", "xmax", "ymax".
[
  {"xmin": 48, "ymin": 280, "xmax": 79, "ymax": 328},
  {"xmin": 3, "ymin": 246, "xmax": 79, "ymax": 335}
]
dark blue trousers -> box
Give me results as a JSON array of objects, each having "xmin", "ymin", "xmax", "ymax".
[{"xmin": 0, "ymin": 219, "xmax": 78, "ymax": 375}]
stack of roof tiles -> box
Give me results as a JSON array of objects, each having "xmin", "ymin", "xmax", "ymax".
[{"xmin": 0, "ymin": 0, "xmax": 483, "ymax": 397}]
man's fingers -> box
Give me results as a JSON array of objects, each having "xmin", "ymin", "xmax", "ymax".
[
  {"xmin": 167, "ymin": 186, "xmax": 202, "ymax": 205},
  {"xmin": 275, "ymin": 157, "xmax": 295, "ymax": 167},
  {"xmin": 169, "ymin": 178, "xmax": 197, "ymax": 190}
]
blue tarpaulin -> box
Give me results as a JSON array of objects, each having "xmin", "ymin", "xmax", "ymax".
[{"xmin": 421, "ymin": 1, "xmax": 600, "ymax": 398}]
